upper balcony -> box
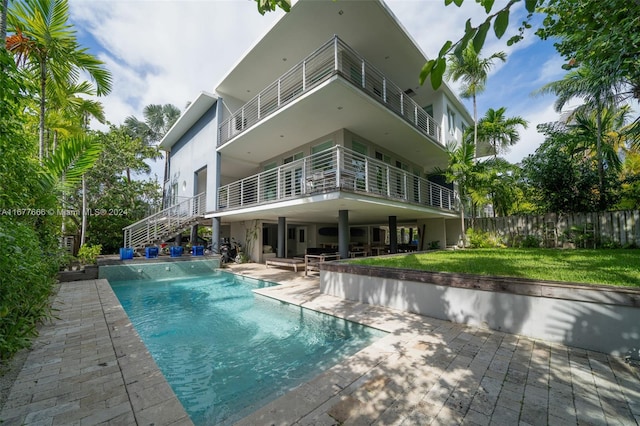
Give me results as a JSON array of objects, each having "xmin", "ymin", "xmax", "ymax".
[
  {"xmin": 217, "ymin": 145, "xmax": 457, "ymax": 214},
  {"xmin": 218, "ymin": 36, "xmax": 441, "ymax": 148}
]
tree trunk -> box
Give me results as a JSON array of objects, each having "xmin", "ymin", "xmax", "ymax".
[
  {"xmin": 595, "ymin": 105, "xmax": 605, "ymax": 210},
  {"xmin": 473, "ymin": 94, "xmax": 478, "ymax": 157},
  {"xmin": 459, "ymin": 193, "xmax": 466, "ymax": 247},
  {"xmin": 39, "ymin": 59, "xmax": 47, "ymax": 163},
  {"xmin": 80, "ymin": 175, "xmax": 87, "ymax": 247},
  {"xmin": 0, "ymin": 0, "xmax": 8, "ymax": 43}
]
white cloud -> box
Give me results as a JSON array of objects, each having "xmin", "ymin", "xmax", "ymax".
[
  {"xmin": 70, "ymin": 0, "xmax": 283, "ymax": 129},
  {"xmin": 504, "ymin": 100, "xmax": 559, "ymax": 163},
  {"xmin": 68, "ymin": 0, "xmax": 562, "ymax": 167},
  {"xmin": 533, "ymin": 55, "xmax": 567, "ymax": 86}
]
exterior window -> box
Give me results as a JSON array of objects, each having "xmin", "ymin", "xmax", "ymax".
[
  {"xmin": 312, "ymin": 141, "xmax": 333, "ymax": 171},
  {"xmin": 374, "ymin": 151, "xmax": 391, "ymax": 195},
  {"xmin": 447, "ymin": 107, "xmax": 456, "ymax": 136},
  {"xmin": 283, "ymin": 153, "xmax": 303, "ymax": 196},
  {"xmin": 352, "ymin": 141, "xmax": 367, "ymax": 190},
  {"xmin": 423, "ymin": 104, "xmax": 433, "ymax": 117},
  {"xmin": 375, "ymin": 151, "xmax": 391, "ymax": 164},
  {"xmin": 263, "ymin": 162, "xmax": 277, "ymax": 201},
  {"xmin": 171, "ymin": 182, "xmax": 178, "ymax": 206},
  {"xmin": 394, "ymin": 161, "xmax": 408, "ymax": 197}
]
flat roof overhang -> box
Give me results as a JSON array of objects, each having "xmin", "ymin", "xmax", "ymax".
[
  {"xmin": 205, "ymin": 191, "xmax": 458, "ymax": 225},
  {"xmin": 160, "ymin": 91, "xmax": 218, "ymax": 150},
  {"xmin": 217, "ymin": 76, "xmax": 449, "ymax": 179},
  {"xmin": 215, "ymin": 0, "xmax": 471, "ymax": 124}
]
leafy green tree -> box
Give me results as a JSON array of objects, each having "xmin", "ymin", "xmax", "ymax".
[
  {"xmin": 418, "ymin": 0, "xmax": 640, "ymax": 110},
  {"xmin": 475, "ymin": 158, "xmax": 530, "ymax": 217},
  {"xmin": 522, "ymin": 121, "xmax": 619, "ymax": 213},
  {"xmin": 69, "ymin": 126, "xmax": 162, "ymax": 253},
  {"xmin": 536, "ymin": 0, "xmax": 640, "ymax": 102},
  {"xmin": 476, "ymin": 107, "xmax": 528, "ymax": 159},
  {"xmin": 1, "ymin": 0, "xmax": 8, "ymax": 42},
  {"xmin": 537, "ymin": 65, "xmax": 627, "ymax": 207},
  {"xmin": 616, "ymin": 151, "xmax": 640, "ymax": 210},
  {"xmin": 0, "ymin": 48, "xmax": 60, "ymax": 360},
  {"xmin": 446, "ymin": 44, "xmax": 506, "ymax": 151},
  {"xmin": 254, "ymin": 0, "xmax": 290, "ymax": 14},
  {"xmin": 6, "ymin": 0, "xmax": 112, "ymax": 162},
  {"xmin": 124, "ymin": 104, "xmax": 180, "ymax": 147},
  {"xmin": 438, "ymin": 136, "xmax": 477, "ymax": 244},
  {"xmin": 125, "ymin": 103, "xmax": 180, "ymax": 205}
]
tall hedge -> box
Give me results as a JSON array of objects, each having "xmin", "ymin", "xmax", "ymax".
[{"xmin": 0, "ymin": 49, "xmax": 59, "ymax": 360}]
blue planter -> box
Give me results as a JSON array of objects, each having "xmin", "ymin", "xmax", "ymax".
[
  {"xmin": 119, "ymin": 247, "xmax": 134, "ymax": 260},
  {"xmin": 170, "ymin": 246, "xmax": 183, "ymax": 257},
  {"xmin": 192, "ymin": 245, "xmax": 204, "ymax": 256},
  {"xmin": 145, "ymin": 247, "xmax": 159, "ymax": 258}
]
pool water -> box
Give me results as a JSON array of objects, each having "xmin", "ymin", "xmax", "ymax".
[{"xmin": 110, "ymin": 271, "xmax": 386, "ymax": 425}]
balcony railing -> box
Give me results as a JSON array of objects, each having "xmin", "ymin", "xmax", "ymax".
[
  {"xmin": 218, "ymin": 36, "xmax": 441, "ymax": 146},
  {"xmin": 217, "ymin": 146, "xmax": 456, "ymax": 212}
]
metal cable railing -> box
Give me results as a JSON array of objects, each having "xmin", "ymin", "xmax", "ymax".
[
  {"xmin": 217, "ymin": 146, "xmax": 456, "ymax": 211},
  {"xmin": 218, "ymin": 36, "xmax": 441, "ymax": 146},
  {"xmin": 123, "ymin": 192, "xmax": 206, "ymax": 249}
]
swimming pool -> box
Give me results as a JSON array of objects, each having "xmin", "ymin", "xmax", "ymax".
[{"xmin": 110, "ymin": 270, "xmax": 386, "ymax": 425}]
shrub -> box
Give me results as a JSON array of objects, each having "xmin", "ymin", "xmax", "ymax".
[
  {"xmin": 520, "ymin": 235, "xmax": 542, "ymax": 248},
  {"xmin": 466, "ymin": 228, "xmax": 495, "ymax": 248},
  {"xmin": 77, "ymin": 244, "xmax": 102, "ymax": 265},
  {"xmin": 0, "ymin": 217, "xmax": 57, "ymax": 360}
]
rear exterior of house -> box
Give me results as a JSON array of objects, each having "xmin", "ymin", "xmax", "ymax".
[{"xmin": 124, "ymin": 0, "xmax": 473, "ymax": 262}]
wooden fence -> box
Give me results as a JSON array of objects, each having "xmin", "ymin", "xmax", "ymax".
[{"xmin": 469, "ymin": 210, "xmax": 640, "ymax": 248}]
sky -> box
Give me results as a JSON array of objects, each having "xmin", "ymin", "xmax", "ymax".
[{"xmin": 68, "ymin": 0, "xmax": 569, "ymax": 181}]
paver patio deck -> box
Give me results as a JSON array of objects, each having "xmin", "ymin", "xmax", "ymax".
[{"xmin": 1, "ymin": 262, "xmax": 639, "ymax": 425}]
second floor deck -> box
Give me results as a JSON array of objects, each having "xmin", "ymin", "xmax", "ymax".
[
  {"xmin": 218, "ymin": 146, "xmax": 457, "ymax": 212},
  {"xmin": 218, "ymin": 36, "xmax": 441, "ymax": 148}
]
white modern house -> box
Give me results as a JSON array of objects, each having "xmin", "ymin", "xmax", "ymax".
[{"xmin": 123, "ymin": 0, "xmax": 473, "ymax": 262}]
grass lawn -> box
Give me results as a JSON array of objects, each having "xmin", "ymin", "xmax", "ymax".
[{"xmin": 350, "ymin": 248, "xmax": 640, "ymax": 288}]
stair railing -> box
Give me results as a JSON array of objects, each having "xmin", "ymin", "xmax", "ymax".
[{"xmin": 123, "ymin": 192, "xmax": 206, "ymax": 249}]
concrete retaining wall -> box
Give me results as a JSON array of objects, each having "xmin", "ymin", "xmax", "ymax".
[
  {"xmin": 99, "ymin": 258, "xmax": 220, "ymax": 281},
  {"xmin": 320, "ymin": 263, "xmax": 640, "ymax": 357}
]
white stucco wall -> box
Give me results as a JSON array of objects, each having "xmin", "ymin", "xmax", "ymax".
[
  {"xmin": 321, "ymin": 270, "xmax": 640, "ymax": 356},
  {"xmin": 168, "ymin": 103, "xmax": 219, "ymax": 212}
]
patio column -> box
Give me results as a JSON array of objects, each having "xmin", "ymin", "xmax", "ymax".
[
  {"xmin": 190, "ymin": 224, "xmax": 198, "ymax": 248},
  {"xmin": 278, "ymin": 217, "xmax": 286, "ymax": 258},
  {"xmin": 212, "ymin": 218, "xmax": 220, "ymax": 253},
  {"xmin": 389, "ymin": 215, "xmax": 397, "ymax": 254},
  {"xmin": 338, "ymin": 210, "xmax": 349, "ymax": 259}
]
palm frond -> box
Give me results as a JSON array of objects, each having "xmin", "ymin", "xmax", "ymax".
[{"xmin": 42, "ymin": 134, "xmax": 102, "ymax": 190}]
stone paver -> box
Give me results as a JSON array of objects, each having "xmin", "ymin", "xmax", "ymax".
[
  {"xmin": 0, "ymin": 279, "xmax": 191, "ymax": 426},
  {"xmin": 233, "ymin": 263, "xmax": 640, "ymax": 426},
  {"xmin": 2, "ymin": 263, "xmax": 639, "ymax": 426}
]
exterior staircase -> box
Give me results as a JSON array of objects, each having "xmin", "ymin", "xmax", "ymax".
[{"xmin": 123, "ymin": 193, "xmax": 206, "ymax": 250}]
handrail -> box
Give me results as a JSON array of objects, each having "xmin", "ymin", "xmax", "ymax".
[
  {"xmin": 218, "ymin": 35, "xmax": 441, "ymax": 146},
  {"xmin": 123, "ymin": 192, "xmax": 206, "ymax": 249},
  {"xmin": 217, "ymin": 146, "xmax": 456, "ymax": 212}
]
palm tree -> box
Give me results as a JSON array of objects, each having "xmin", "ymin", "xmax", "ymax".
[
  {"xmin": 438, "ymin": 135, "xmax": 477, "ymax": 246},
  {"xmin": 446, "ymin": 44, "xmax": 506, "ymax": 153},
  {"xmin": 6, "ymin": 0, "xmax": 112, "ymax": 163},
  {"xmin": 536, "ymin": 65, "xmax": 624, "ymax": 208},
  {"xmin": 125, "ymin": 104, "xmax": 180, "ymax": 200},
  {"xmin": 125, "ymin": 104, "xmax": 181, "ymax": 145},
  {"xmin": 1, "ymin": 0, "xmax": 8, "ymax": 42},
  {"xmin": 46, "ymin": 80, "xmax": 106, "ymax": 241},
  {"xmin": 476, "ymin": 107, "xmax": 528, "ymax": 159}
]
